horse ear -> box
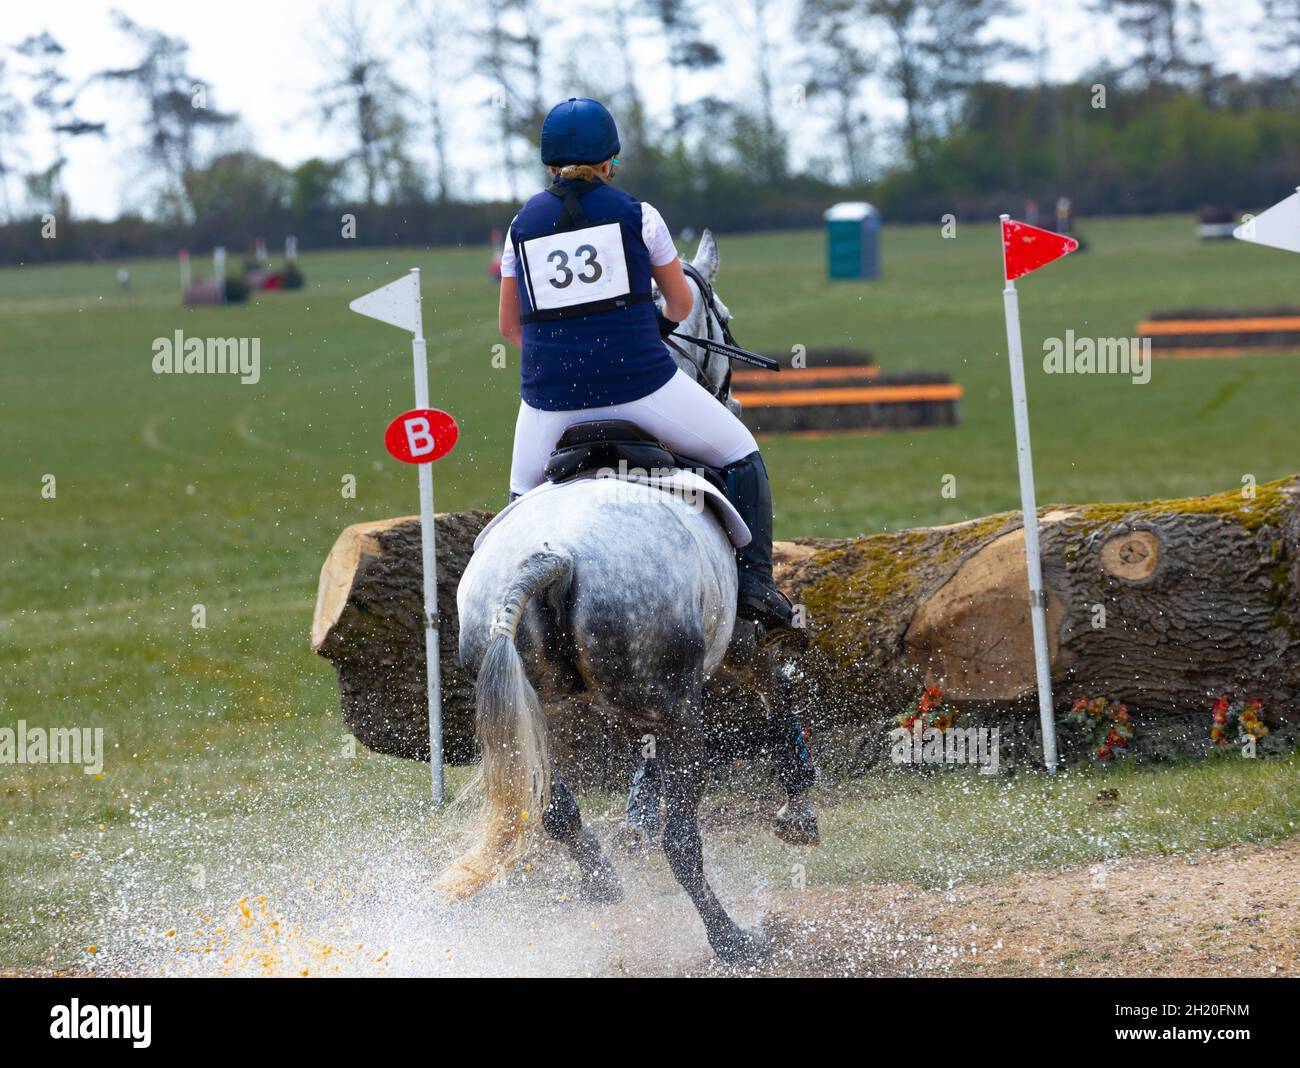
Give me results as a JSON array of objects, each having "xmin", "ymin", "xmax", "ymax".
[{"xmin": 692, "ymin": 228, "xmax": 719, "ymax": 281}]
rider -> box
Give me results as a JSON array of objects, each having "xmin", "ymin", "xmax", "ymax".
[{"xmin": 497, "ymin": 97, "xmax": 792, "ymax": 631}]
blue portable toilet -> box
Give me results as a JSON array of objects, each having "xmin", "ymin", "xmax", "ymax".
[{"xmin": 825, "ymin": 201, "xmax": 881, "ymax": 280}]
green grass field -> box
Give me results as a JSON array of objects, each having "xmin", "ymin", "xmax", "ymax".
[{"xmin": 2, "ymin": 215, "xmax": 1299, "ymax": 974}]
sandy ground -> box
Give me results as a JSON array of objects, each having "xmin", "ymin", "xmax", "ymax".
[
  {"xmin": 6, "ymin": 823, "xmax": 1298, "ymax": 978},
  {"xmin": 757, "ymin": 835, "xmax": 1300, "ymax": 977}
]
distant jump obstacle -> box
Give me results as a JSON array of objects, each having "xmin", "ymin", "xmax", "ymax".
[
  {"xmin": 180, "ymin": 236, "xmax": 303, "ymax": 306},
  {"xmin": 179, "ymin": 246, "xmax": 228, "ymax": 305},
  {"xmin": 1138, "ymin": 307, "xmax": 1300, "ymax": 359},
  {"xmin": 732, "ymin": 348, "xmax": 962, "ymax": 435}
]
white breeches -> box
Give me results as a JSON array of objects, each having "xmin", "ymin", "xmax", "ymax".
[{"xmin": 510, "ymin": 369, "xmax": 759, "ymax": 496}]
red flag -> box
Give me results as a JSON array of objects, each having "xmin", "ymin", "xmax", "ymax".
[{"xmin": 1001, "ymin": 218, "xmax": 1079, "ymax": 281}]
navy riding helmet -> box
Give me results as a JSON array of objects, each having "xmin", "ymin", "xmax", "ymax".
[{"xmin": 540, "ymin": 98, "xmax": 620, "ymax": 166}]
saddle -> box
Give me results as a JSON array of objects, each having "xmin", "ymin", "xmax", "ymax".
[
  {"xmin": 478, "ymin": 420, "xmax": 749, "ymax": 549},
  {"xmin": 544, "ymin": 420, "xmax": 726, "ymax": 493}
]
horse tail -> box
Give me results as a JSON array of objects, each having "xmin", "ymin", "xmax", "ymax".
[{"xmin": 435, "ymin": 549, "xmax": 572, "ymax": 902}]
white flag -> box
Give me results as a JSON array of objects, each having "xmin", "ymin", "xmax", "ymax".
[
  {"xmin": 1233, "ymin": 190, "xmax": 1300, "ymax": 254},
  {"xmin": 350, "ymin": 271, "xmax": 422, "ymax": 334}
]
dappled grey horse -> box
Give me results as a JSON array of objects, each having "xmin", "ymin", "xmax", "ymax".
[{"xmin": 433, "ymin": 232, "xmax": 771, "ymax": 962}]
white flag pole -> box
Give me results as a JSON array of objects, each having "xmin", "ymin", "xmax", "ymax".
[
  {"xmin": 999, "ymin": 215, "xmax": 1059, "ymax": 772},
  {"xmin": 407, "ymin": 269, "xmax": 445, "ymax": 805},
  {"xmin": 349, "ymin": 268, "xmax": 444, "ymax": 804}
]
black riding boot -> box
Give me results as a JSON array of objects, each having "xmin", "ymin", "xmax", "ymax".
[{"xmin": 723, "ymin": 451, "xmax": 794, "ymax": 631}]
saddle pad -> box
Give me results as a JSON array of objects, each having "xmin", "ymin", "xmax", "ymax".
[{"xmin": 474, "ymin": 468, "xmax": 751, "ymax": 550}]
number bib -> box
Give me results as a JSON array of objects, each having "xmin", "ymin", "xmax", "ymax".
[{"xmin": 519, "ymin": 222, "xmax": 631, "ymax": 316}]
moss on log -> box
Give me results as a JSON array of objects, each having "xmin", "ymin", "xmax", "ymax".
[{"xmin": 782, "ymin": 476, "xmax": 1300, "ymax": 726}]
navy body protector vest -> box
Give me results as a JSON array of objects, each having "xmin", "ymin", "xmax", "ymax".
[
  {"xmin": 510, "ymin": 178, "xmax": 677, "ymax": 411},
  {"xmin": 516, "ymin": 180, "xmax": 653, "ymax": 322}
]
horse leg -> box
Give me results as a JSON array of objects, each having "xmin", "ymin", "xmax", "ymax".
[
  {"xmin": 769, "ymin": 661, "xmax": 820, "ymax": 846},
  {"xmin": 659, "ymin": 724, "xmax": 770, "ymax": 964},
  {"xmin": 542, "ymin": 772, "xmax": 623, "ymax": 905},
  {"xmin": 623, "ymin": 755, "xmax": 662, "ymax": 850}
]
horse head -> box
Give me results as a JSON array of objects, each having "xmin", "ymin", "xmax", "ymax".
[{"xmin": 655, "ymin": 229, "xmax": 738, "ymax": 410}]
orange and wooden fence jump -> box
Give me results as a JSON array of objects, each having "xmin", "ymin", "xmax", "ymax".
[
  {"xmin": 1139, "ymin": 309, "xmax": 1300, "ymax": 358},
  {"xmin": 734, "ymin": 366, "xmax": 962, "ymax": 435}
]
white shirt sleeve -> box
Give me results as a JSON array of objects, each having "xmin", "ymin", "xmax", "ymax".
[
  {"xmin": 498, "ymin": 216, "xmax": 518, "ymax": 277},
  {"xmin": 639, "ymin": 202, "xmax": 678, "ymax": 266}
]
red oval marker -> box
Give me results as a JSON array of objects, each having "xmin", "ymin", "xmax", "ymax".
[{"xmin": 385, "ymin": 408, "xmax": 459, "ymax": 464}]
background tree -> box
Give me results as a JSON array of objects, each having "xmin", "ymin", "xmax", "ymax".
[
  {"xmin": 647, "ymin": 0, "xmax": 723, "ymax": 139},
  {"xmin": 924, "ymin": 0, "xmax": 1028, "ymax": 122},
  {"xmin": 474, "ymin": 0, "xmax": 551, "ymax": 200},
  {"xmin": 6, "ymin": 0, "xmax": 1300, "ymax": 259},
  {"xmin": 865, "ymin": 0, "xmax": 926, "ymax": 172},
  {"xmin": 1259, "ymin": 0, "xmax": 1300, "ymax": 80},
  {"xmin": 478, "ymin": 0, "xmax": 525, "ymax": 199},
  {"xmin": 866, "ymin": 0, "xmax": 1024, "ymax": 178},
  {"xmin": 0, "ymin": 58, "xmax": 25, "ymax": 222},
  {"xmin": 186, "ymin": 151, "xmax": 290, "ymax": 246},
  {"xmin": 96, "ymin": 12, "xmax": 236, "ymax": 221},
  {"xmin": 405, "ymin": 0, "xmax": 457, "ymax": 202},
  {"xmin": 799, "ymin": 0, "xmax": 874, "ymax": 184},
  {"xmin": 508, "ymin": 0, "xmax": 548, "ymax": 159},
  {"xmin": 314, "ymin": 2, "xmax": 415, "ymax": 207},
  {"xmin": 13, "ymin": 31, "xmax": 105, "ymax": 215},
  {"xmin": 607, "ymin": 0, "xmax": 651, "ymax": 151},
  {"xmin": 739, "ymin": 0, "xmax": 790, "ymax": 183},
  {"xmin": 290, "ymin": 157, "xmax": 347, "ymax": 222},
  {"xmin": 1092, "ymin": 0, "xmax": 1214, "ymax": 88}
]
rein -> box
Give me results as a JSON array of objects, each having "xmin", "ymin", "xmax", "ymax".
[{"xmin": 664, "ymin": 261, "xmax": 737, "ymax": 402}]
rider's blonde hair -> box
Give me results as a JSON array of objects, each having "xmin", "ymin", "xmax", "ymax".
[{"xmin": 549, "ymin": 160, "xmax": 611, "ymax": 183}]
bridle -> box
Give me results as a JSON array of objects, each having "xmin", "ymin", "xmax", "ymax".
[{"xmin": 663, "ymin": 261, "xmax": 735, "ymax": 402}]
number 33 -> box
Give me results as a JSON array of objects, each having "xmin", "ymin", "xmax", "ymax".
[{"xmin": 547, "ymin": 244, "xmax": 603, "ymax": 288}]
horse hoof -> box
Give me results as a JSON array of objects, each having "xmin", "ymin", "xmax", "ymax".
[
  {"xmin": 759, "ymin": 626, "xmax": 809, "ymax": 655},
  {"xmin": 712, "ymin": 925, "xmax": 772, "ymax": 965},
  {"xmin": 432, "ymin": 863, "xmax": 493, "ymax": 904},
  {"xmin": 619, "ymin": 823, "xmax": 658, "ymax": 855},
  {"xmin": 774, "ymin": 819, "xmax": 820, "ymax": 847},
  {"xmin": 580, "ymin": 863, "xmax": 624, "ymax": 906},
  {"xmin": 774, "ymin": 799, "xmax": 820, "ymax": 847}
]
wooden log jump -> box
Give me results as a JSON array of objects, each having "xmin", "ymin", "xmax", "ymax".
[{"xmin": 312, "ymin": 476, "xmax": 1300, "ymax": 779}]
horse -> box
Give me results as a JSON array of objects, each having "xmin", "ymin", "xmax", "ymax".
[
  {"xmin": 655, "ymin": 229, "xmax": 736, "ymax": 402},
  {"xmin": 433, "ymin": 231, "xmax": 770, "ymax": 963}
]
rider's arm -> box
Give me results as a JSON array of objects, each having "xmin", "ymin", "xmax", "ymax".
[
  {"xmin": 651, "ymin": 259, "xmax": 693, "ymax": 323},
  {"xmin": 497, "ymin": 221, "xmax": 522, "ymax": 348},
  {"xmin": 499, "ymin": 277, "xmax": 522, "ymax": 348},
  {"xmin": 642, "ymin": 203, "xmax": 693, "ymax": 323}
]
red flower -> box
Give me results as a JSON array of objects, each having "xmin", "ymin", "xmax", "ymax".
[{"xmin": 1211, "ymin": 695, "xmax": 1229, "ymax": 717}]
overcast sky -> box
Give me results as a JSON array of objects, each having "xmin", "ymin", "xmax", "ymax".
[{"xmin": 1, "ymin": 0, "xmax": 1277, "ymax": 220}]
